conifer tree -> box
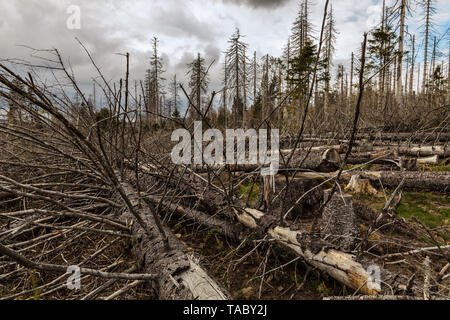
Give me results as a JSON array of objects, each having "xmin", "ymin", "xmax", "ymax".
[
  {"xmin": 224, "ymin": 28, "xmax": 249, "ymax": 127},
  {"xmin": 187, "ymin": 53, "xmax": 209, "ymax": 121}
]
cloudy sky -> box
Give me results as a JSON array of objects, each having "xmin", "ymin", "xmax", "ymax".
[{"xmin": 0, "ymin": 0, "xmax": 449, "ymax": 109}]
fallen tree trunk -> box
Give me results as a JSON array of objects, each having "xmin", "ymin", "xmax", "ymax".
[
  {"xmin": 291, "ymin": 171, "xmax": 450, "ymax": 192},
  {"xmin": 347, "ymin": 151, "xmax": 394, "ymax": 165},
  {"xmin": 231, "ymin": 208, "xmax": 379, "ymax": 294},
  {"xmin": 352, "ymin": 171, "xmax": 449, "ymax": 192},
  {"xmin": 283, "ymin": 148, "xmax": 341, "ymax": 172},
  {"xmin": 306, "ymin": 132, "xmax": 450, "ymax": 143},
  {"xmin": 348, "ymin": 151, "xmax": 442, "ymax": 166},
  {"xmin": 143, "ymin": 195, "xmax": 249, "ymax": 242},
  {"xmin": 192, "ymin": 148, "xmax": 341, "ymax": 173},
  {"xmin": 417, "ymin": 155, "xmax": 439, "ymax": 165},
  {"xmin": 129, "ymin": 166, "xmax": 423, "ymax": 297},
  {"xmin": 373, "ymin": 145, "xmax": 449, "ymax": 157},
  {"xmin": 231, "ymin": 207, "xmax": 418, "ymax": 296},
  {"xmin": 119, "ymin": 181, "xmax": 229, "ymax": 300}
]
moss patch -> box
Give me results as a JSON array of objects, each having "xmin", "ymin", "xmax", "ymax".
[
  {"xmin": 419, "ymin": 163, "xmax": 450, "ymax": 172},
  {"xmin": 396, "ymin": 192, "xmax": 450, "ymax": 230},
  {"xmin": 237, "ymin": 181, "xmax": 260, "ymax": 206},
  {"xmin": 353, "ymin": 191, "xmax": 450, "ymax": 230}
]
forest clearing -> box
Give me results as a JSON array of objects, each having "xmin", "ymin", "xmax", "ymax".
[{"xmin": 0, "ymin": 0, "xmax": 449, "ymax": 303}]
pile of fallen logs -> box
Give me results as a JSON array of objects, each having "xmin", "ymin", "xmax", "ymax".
[{"xmin": 0, "ymin": 50, "xmax": 449, "ymax": 301}]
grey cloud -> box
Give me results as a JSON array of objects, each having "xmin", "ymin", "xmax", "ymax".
[
  {"xmin": 222, "ymin": 0, "xmax": 292, "ymax": 9},
  {"xmin": 204, "ymin": 44, "xmax": 221, "ymax": 64},
  {"xmin": 2, "ymin": 0, "xmax": 442, "ymax": 111}
]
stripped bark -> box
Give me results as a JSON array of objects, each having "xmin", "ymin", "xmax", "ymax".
[
  {"xmin": 231, "ymin": 206, "xmax": 422, "ymax": 295},
  {"xmin": 373, "ymin": 145, "xmax": 449, "ymax": 158}
]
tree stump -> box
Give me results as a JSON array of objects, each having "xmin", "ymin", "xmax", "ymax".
[
  {"xmin": 345, "ymin": 174, "xmax": 377, "ymax": 195},
  {"xmin": 320, "ymin": 189, "xmax": 359, "ymax": 251},
  {"xmin": 400, "ymin": 157, "xmax": 418, "ymax": 171},
  {"xmin": 258, "ymin": 176, "xmax": 323, "ymax": 219}
]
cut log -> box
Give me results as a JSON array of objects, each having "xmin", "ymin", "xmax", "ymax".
[
  {"xmin": 287, "ymin": 148, "xmax": 341, "ymax": 172},
  {"xmin": 347, "ymin": 151, "xmax": 394, "ymax": 165},
  {"xmin": 345, "ymin": 175, "xmax": 378, "ymax": 195},
  {"xmin": 354, "ymin": 171, "xmax": 450, "ymax": 192},
  {"xmin": 373, "ymin": 145, "xmax": 449, "ymax": 157},
  {"xmin": 320, "ymin": 189, "xmax": 359, "ymax": 251},
  {"xmin": 347, "ymin": 152, "xmax": 439, "ymax": 168},
  {"xmin": 291, "ymin": 171, "xmax": 450, "ymax": 192},
  {"xmin": 192, "ymin": 148, "xmax": 341, "ymax": 173},
  {"xmin": 131, "ymin": 165, "xmax": 424, "ymax": 297},
  {"xmin": 119, "ymin": 181, "xmax": 229, "ymax": 300},
  {"xmin": 417, "ymin": 155, "xmax": 439, "ymax": 165},
  {"xmin": 308, "ymin": 132, "xmax": 450, "ymax": 143}
]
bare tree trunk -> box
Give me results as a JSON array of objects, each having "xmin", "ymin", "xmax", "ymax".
[
  {"xmin": 253, "ymin": 51, "xmax": 257, "ymax": 108},
  {"xmin": 448, "ymin": 40, "xmax": 450, "ymax": 103},
  {"xmin": 350, "ymin": 52, "xmax": 354, "ymax": 96},
  {"xmin": 422, "ymin": 0, "xmax": 431, "ymax": 94},
  {"xmin": 409, "ymin": 35, "xmax": 415, "ymax": 94},
  {"xmin": 396, "ymin": 0, "xmax": 406, "ymax": 98},
  {"xmin": 417, "ymin": 62, "xmax": 421, "ymax": 92},
  {"xmin": 243, "ymin": 47, "xmax": 247, "ymax": 129}
]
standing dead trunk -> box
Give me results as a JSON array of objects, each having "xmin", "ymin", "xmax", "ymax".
[{"xmin": 320, "ymin": 189, "xmax": 359, "ymax": 251}]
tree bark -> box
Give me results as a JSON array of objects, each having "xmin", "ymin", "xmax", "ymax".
[
  {"xmin": 320, "ymin": 189, "xmax": 359, "ymax": 251},
  {"xmin": 287, "ymin": 171, "xmax": 450, "ymax": 192},
  {"xmin": 232, "ymin": 207, "xmax": 405, "ymax": 295},
  {"xmin": 283, "ymin": 148, "xmax": 341, "ymax": 172},
  {"xmin": 119, "ymin": 181, "xmax": 229, "ymax": 300},
  {"xmin": 372, "ymin": 145, "xmax": 449, "ymax": 157},
  {"xmin": 355, "ymin": 171, "xmax": 449, "ymax": 192}
]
